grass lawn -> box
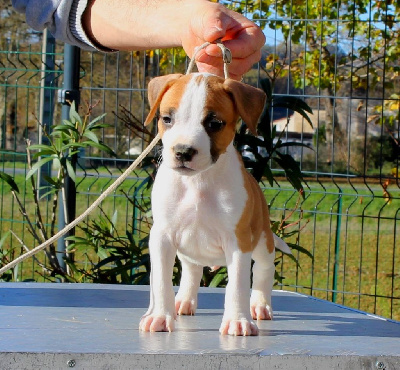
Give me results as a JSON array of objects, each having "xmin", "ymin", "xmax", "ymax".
[
  {"xmin": 265, "ymin": 179, "xmax": 400, "ymax": 321},
  {"xmin": 1, "ymin": 170, "xmax": 399, "ymax": 321}
]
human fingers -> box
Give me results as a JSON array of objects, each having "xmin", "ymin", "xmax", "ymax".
[
  {"xmin": 195, "ymin": 48, "xmax": 262, "ymax": 80},
  {"xmin": 185, "ymin": 3, "xmax": 265, "ymax": 78},
  {"xmin": 204, "ymin": 24, "xmax": 265, "ymax": 61}
]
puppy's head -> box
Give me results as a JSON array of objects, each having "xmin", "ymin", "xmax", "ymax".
[{"xmin": 145, "ymin": 73, "xmax": 266, "ymax": 174}]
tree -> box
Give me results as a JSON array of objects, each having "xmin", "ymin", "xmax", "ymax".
[
  {"xmin": 0, "ymin": 0, "xmax": 39, "ymax": 48},
  {"xmin": 220, "ymin": 0, "xmax": 399, "ymax": 169}
]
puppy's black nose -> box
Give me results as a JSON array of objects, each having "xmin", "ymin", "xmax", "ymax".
[{"xmin": 173, "ymin": 144, "xmax": 198, "ymax": 162}]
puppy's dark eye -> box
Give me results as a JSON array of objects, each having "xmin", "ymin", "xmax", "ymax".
[
  {"xmin": 205, "ymin": 118, "xmax": 225, "ymax": 132},
  {"xmin": 162, "ymin": 115, "xmax": 172, "ymax": 126}
]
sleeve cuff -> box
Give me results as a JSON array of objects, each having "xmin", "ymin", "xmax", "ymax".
[{"xmin": 69, "ymin": 0, "xmax": 117, "ymax": 52}]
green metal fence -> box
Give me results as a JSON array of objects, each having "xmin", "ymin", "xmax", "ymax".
[{"xmin": 0, "ymin": 1, "xmax": 399, "ymax": 320}]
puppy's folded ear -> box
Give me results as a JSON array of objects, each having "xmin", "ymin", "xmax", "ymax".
[
  {"xmin": 144, "ymin": 74, "xmax": 183, "ymax": 126},
  {"xmin": 223, "ymin": 79, "xmax": 266, "ymax": 135}
]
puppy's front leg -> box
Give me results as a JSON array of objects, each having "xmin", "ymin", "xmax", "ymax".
[
  {"xmin": 220, "ymin": 250, "xmax": 259, "ymax": 336},
  {"xmin": 139, "ymin": 229, "xmax": 176, "ymax": 332}
]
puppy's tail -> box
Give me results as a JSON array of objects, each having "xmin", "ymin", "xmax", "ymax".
[{"xmin": 273, "ymin": 234, "xmax": 292, "ymax": 255}]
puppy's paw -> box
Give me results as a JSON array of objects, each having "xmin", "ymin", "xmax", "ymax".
[
  {"xmin": 175, "ymin": 298, "xmax": 197, "ymax": 316},
  {"xmin": 219, "ymin": 318, "xmax": 259, "ymax": 336},
  {"xmin": 250, "ymin": 304, "xmax": 273, "ymax": 320},
  {"xmin": 139, "ymin": 314, "xmax": 175, "ymax": 332}
]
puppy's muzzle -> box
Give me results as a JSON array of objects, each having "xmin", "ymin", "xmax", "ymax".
[{"xmin": 173, "ymin": 144, "xmax": 198, "ymax": 163}]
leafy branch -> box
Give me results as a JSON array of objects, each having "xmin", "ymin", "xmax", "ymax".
[{"xmin": 0, "ymin": 102, "xmax": 116, "ymax": 280}]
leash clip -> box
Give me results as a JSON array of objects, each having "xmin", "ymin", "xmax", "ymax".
[
  {"xmin": 215, "ymin": 39, "xmax": 232, "ymax": 65},
  {"xmin": 223, "ymin": 48, "xmax": 232, "ymax": 64}
]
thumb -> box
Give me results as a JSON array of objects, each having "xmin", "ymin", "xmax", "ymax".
[{"xmin": 202, "ymin": 13, "xmax": 228, "ymax": 43}]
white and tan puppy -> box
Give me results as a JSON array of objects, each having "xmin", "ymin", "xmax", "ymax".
[{"xmin": 139, "ymin": 73, "xmax": 290, "ymax": 336}]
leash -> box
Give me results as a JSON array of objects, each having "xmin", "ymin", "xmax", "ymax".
[
  {"xmin": 187, "ymin": 38, "xmax": 231, "ymax": 78},
  {"xmin": 0, "ymin": 39, "xmax": 231, "ymax": 277}
]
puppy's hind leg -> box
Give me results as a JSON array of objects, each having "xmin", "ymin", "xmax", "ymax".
[
  {"xmin": 175, "ymin": 255, "xmax": 203, "ymax": 316},
  {"xmin": 250, "ymin": 232, "xmax": 276, "ymax": 320}
]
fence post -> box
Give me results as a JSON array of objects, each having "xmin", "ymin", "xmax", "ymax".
[
  {"xmin": 332, "ymin": 191, "xmax": 343, "ymax": 303},
  {"xmin": 38, "ymin": 29, "xmax": 56, "ymax": 199},
  {"xmin": 57, "ymin": 44, "xmax": 80, "ymax": 272}
]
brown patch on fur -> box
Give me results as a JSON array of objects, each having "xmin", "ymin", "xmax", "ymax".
[
  {"xmin": 144, "ymin": 74, "xmax": 183, "ymax": 131},
  {"xmin": 194, "ymin": 74, "xmax": 204, "ymax": 85},
  {"xmin": 223, "ymin": 79, "xmax": 266, "ymax": 135},
  {"xmin": 202, "ymin": 76, "xmax": 240, "ymax": 160},
  {"xmin": 198, "ymin": 75, "xmax": 266, "ymax": 160},
  {"xmin": 235, "ymin": 158, "xmax": 275, "ymax": 254},
  {"xmin": 156, "ymin": 77, "xmax": 192, "ymax": 137}
]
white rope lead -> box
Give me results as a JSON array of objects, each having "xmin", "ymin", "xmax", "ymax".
[{"xmin": 0, "ymin": 40, "xmax": 231, "ymax": 277}]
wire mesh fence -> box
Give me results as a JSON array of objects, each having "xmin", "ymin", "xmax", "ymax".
[{"xmin": 0, "ymin": 1, "xmax": 399, "ymax": 320}]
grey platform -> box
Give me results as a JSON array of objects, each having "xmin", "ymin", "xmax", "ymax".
[{"xmin": 0, "ymin": 283, "xmax": 399, "ymax": 370}]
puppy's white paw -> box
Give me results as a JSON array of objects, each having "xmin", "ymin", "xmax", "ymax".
[
  {"xmin": 139, "ymin": 314, "xmax": 175, "ymax": 332},
  {"xmin": 219, "ymin": 318, "xmax": 259, "ymax": 336},
  {"xmin": 175, "ymin": 298, "xmax": 197, "ymax": 316},
  {"xmin": 250, "ymin": 304, "xmax": 273, "ymax": 320}
]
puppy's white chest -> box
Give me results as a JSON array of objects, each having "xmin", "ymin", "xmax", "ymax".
[
  {"xmin": 176, "ymin": 185, "xmax": 227, "ymax": 232},
  {"xmin": 152, "ymin": 152, "xmax": 246, "ymax": 266}
]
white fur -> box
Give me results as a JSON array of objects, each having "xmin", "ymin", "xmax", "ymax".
[{"xmin": 161, "ymin": 77, "xmax": 213, "ymax": 173}]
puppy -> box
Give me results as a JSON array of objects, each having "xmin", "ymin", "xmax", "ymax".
[{"xmin": 139, "ymin": 73, "xmax": 290, "ymax": 336}]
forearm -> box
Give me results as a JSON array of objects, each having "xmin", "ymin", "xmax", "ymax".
[{"xmin": 83, "ymin": 0, "xmax": 207, "ymax": 51}]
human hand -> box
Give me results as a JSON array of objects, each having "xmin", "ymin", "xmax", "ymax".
[
  {"xmin": 81, "ymin": 0, "xmax": 264, "ymax": 80},
  {"xmin": 181, "ymin": 1, "xmax": 266, "ymax": 80}
]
